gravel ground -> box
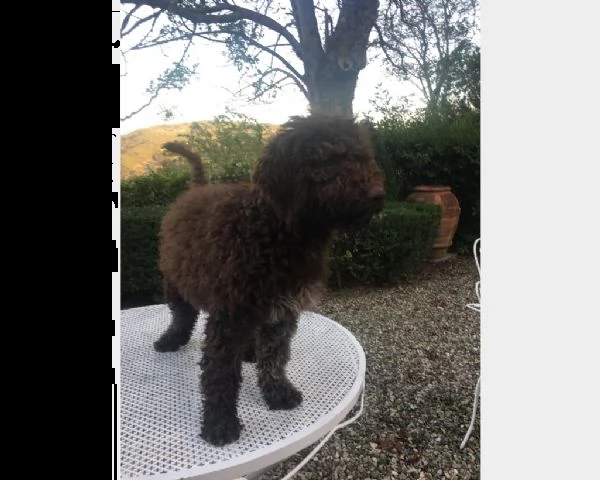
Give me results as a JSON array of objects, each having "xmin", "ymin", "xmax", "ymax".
[{"xmin": 261, "ymin": 255, "xmax": 480, "ymax": 480}]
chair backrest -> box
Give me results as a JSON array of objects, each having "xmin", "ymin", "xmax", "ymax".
[
  {"xmin": 473, "ymin": 238, "xmax": 480, "ymax": 303},
  {"xmin": 466, "ymin": 238, "xmax": 481, "ymax": 312}
]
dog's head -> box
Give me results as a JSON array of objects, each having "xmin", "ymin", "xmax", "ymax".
[{"xmin": 252, "ymin": 115, "xmax": 385, "ymax": 231}]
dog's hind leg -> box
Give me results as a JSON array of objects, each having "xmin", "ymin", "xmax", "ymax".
[
  {"xmin": 243, "ymin": 330, "xmax": 257, "ymax": 362},
  {"xmin": 200, "ymin": 309, "xmax": 248, "ymax": 446},
  {"xmin": 154, "ymin": 286, "xmax": 199, "ymax": 352},
  {"xmin": 256, "ymin": 313, "xmax": 303, "ymax": 410}
]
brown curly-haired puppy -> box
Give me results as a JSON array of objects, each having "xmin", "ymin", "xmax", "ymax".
[{"xmin": 155, "ymin": 115, "xmax": 385, "ymax": 446}]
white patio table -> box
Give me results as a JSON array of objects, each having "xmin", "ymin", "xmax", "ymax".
[{"xmin": 120, "ymin": 304, "xmax": 366, "ymax": 480}]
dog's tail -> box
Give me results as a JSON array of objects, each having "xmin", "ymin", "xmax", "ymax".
[{"xmin": 162, "ymin": 142, "xmax": 208, "ymax": 185}]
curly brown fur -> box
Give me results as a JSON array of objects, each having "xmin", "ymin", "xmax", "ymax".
[{"xmin": 155, "ymin": 114, "xmax": 385, "ymax": 446}]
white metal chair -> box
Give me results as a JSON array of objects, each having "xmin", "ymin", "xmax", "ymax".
[{"xmin": 460, "ymin": 238, "xmax": 480, "ymax": 449}]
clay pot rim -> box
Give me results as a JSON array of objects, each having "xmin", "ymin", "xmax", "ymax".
[{"xmin": 412, "ymin": 185, "xmax": 451, "ymax": 192}]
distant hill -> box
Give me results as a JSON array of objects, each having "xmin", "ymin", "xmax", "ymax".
[
  {"xmin": 120, "ymin": 121, "xmax": 280, "ymax": 178},
  {"xmin": 120, "ymin": 122, "xmax": 205, "ymax": 178}
]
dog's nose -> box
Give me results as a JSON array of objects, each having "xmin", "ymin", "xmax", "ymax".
[{"xmin": 368, "ymin": 187, "xmax": 385, "ymax": 201}]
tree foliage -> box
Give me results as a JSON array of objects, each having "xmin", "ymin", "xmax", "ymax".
[
  {"xmin": 376, "ymin": 0, "xmax": 479, "ymax": 112},
  {"xmin": 447, "ymin": 44, "xmax": 479, "ymax": 111},
  {"xmin": 182, "ymin": 109, "xmax": 269, "ymax": 183}
]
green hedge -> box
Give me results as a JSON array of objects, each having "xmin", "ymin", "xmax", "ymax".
[
  {"xmin": 121, "ymin": 205, "xmax": 165, "ymax": 301},
  {"xmin": 121, "ymin": 171, "xmax": 191, "ymax": 208},
  {"xmin": 370, "ymin": 111, "xmax": 480, "ymax": 252},
  {"xmin": 329, "ymin": 201, "xmax": 441, "ymax": 287},
  {"xmin": 121, "ymin": 201, "xmax": 440, "ymax": 303}
]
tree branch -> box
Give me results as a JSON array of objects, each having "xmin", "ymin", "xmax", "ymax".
[
  {"xmin": 121, "ymin": 8, "xmax": 161, "ymax": 37},
  {"xmin": 327, "ymin": 0, "xmax": 380, "ymax": 70},
  {"xmin": 121, "ymin": 89, "xmax": 162, "ymax": 122},
  {"xmin": 238, "ymin": 32, "xmax": 305, "ymax": 86},
  {"xmin": 224, "ymin": 66, "xmax": 307, "ymax": 103},
  {"xmin": 290, "ymin": 0, "xmax": 323, "ymax": 72},
  {"xmin": 121, "ymin": 37, "xmax": 195, "ymax": 121},
  {"xmin": 253, "ymin": 67, "xmax": 308, "ymax": 99},
  {"xmin": 122, "ymin": 0, "xmax": 303, "ymax": 60},
  {"xmin": 128, "ymin": 20, "xmax": 305, "ymax": 91},
  {"xmin": 121, "ymin": 4, "xmax": 142, "ymax": 34},
  {"xmin": 374, "ymin": 23, "xmax": 404, "ymax": 73}
]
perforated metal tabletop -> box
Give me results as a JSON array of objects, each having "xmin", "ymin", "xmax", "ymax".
[{"xmin": 120, "ymin": 304, "xmax": 366, "ymax": 480}]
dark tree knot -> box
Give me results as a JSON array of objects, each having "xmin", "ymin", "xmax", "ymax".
[{"xmin": 337, "ymin": 57, "xmax": 354, "ymax": 71}]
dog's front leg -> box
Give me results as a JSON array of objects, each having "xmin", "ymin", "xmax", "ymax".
[
  {"xmin": 199, "ymin": 311, "xmax": 246, "ymax": 446},
  {"xmin": 256, "ymin": 313, "xmax": 303, "ymax": 410}
]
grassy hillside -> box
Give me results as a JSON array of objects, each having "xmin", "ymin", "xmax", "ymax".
[
  {"xmin": 121, "ymin": 120, "xmax": 280, "ymax": 178},
  {"xmin": 121, "ymin": 122, "xmax": 207, "ymax": 178}
]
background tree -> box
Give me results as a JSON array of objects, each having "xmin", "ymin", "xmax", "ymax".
[
  {"xmin": 447, "ymin": 44, "xmax": 479, "ymax": 112},
  {"xmin": 375, "ymin": 0, "xmax": 479, "ymax": 113},
  {"xmin": 121, "ymin": 0, "xmax": 380, "ymax": 119}
]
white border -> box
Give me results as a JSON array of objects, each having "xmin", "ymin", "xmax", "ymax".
[
  {"xmin": 483, "ymin": 1, "xmax": 599, "ymax": 478},
  {"xmin": 112, "ymin": 125, "xmax": 121, "ymax": 478},
  {"xmin": 113, "ymin": 5, "xmax": 121, "ymax": 480}
]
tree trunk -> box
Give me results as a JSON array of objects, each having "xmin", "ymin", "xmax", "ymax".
[
  {"xmin": 306, "ymin": 58, "xmax": 359, "ymax": 117},
  {"xmin": 295, "ymin": 0, "xmax": 379, "ymax": 118}
]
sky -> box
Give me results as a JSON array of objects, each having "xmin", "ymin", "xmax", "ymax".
[{"xmin": 118, "ymin": 6, "xmax": 423, "ymax": 134}]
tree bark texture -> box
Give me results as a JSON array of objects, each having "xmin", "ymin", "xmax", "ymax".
[{"xmin": 293, "ymin": 0, "xmax": 380, "ymax": 117}]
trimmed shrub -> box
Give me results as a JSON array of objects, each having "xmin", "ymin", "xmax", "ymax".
[
  {"xmin": 121, "ymin": 205, "xmax": 166, "ymax": 301},
  {"xmin": 329, "ymin": 201, "xmax": 441, "ymax": 287},
  {"xmin": 121, "ymin": 170, "xmax": 191, "ymax": 208}
]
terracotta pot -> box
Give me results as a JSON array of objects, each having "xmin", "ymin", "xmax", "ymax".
[{"xmin": 407, "ymin": 185, "xmax": 461, "ymax": 259}]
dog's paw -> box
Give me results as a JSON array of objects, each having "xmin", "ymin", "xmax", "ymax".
[
  {"xmin": 153, "ymin": 332, "xmax": 188, "ymax": 352},
  {"xmin": 201, "ymin": 413, "xmax": 242, "ymax": 446},
  {"xmin": 263, "ymin": 380, "xmax": 303, "ymax": 410}
]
